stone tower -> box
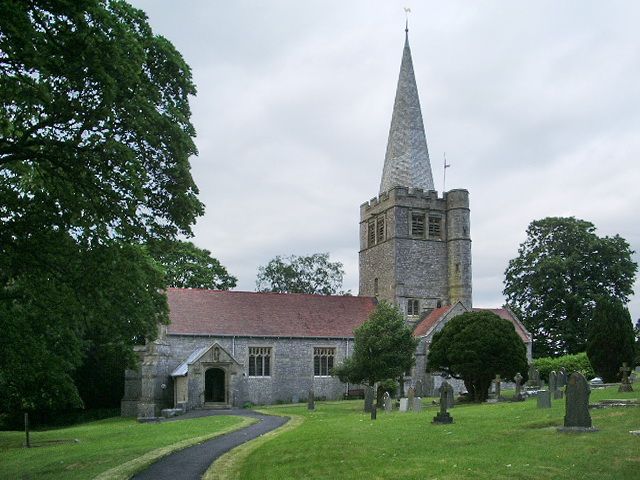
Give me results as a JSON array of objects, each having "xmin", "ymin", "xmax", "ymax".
[{"xmin": 359, "ymin": 28, "xmax": 472, "ymax": 323}]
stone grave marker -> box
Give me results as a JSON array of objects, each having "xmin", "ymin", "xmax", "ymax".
[
  {"xmin": 528, "ymin": 364, "xmax": 540, "ymax": 387},
  {"xmin": 553, "ymin": 388, "xmax": 564, "ymax": 400},
  {"xmin": 619, "ymin": 363, "xmax": 634, "ymax": 392},
  {"xmin": 399, "ymin": 397, "xmax": 409, "ymax": 412},
  {"xmin": 407, "ymin": 386, "xmax": 416, "ymax": 411},
  {"xmin": 493, "ymin": 374, "xmax": 501, "ymax": 399},
  {"xmin": 413, "ymin": 397, "xmax": 422, "ymax": 412},
  {"xmin": 307, "ymin": 389, "xmax": 315, "ymax": 411},
  {"xmin": 371, "ymin": 401, "xmax": 377, "ymax": 420},
  {"xmin": 559, "ymin": 367, "xmax": 568, "ymax": 388},
  {"xmin": 364, "ymin": 386, "xmax": 374, "ymax": 412},
  {"xmin": 549, "ymin": 371, "xmax": 557, "ymax": 394},
  {"xmin": 383, "ymin": 391, "xmax": 392, "ymax": 413},
  {"xmin": 560, "ymin": 372, "xmax": 596, "ymax": 432},
  {"xmin": 537, "ymin": 390, "xmax": 551, "ymax": 408},
  {"xmin": 514, "ymin": 372, "xmax": 524, "ymax": 401},
  {"xmin": 446, "ymin": 385, "xmax": 455, "ymax": 408},
  {"xmin": 433, "ymin": 381, "xmax": 454, "ymax": 424},
  {"xmin": 415, "ymin": 379, "xmax": 423, "ymax": 397}
]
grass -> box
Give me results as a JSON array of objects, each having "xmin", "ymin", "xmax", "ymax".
[
  {"xmin": 211, "ymin": 386, "xmax": 640, "ymax": 480},
  {"xmin": 0, "ymin": 414, "xmax": 253, "ymax": 480}
]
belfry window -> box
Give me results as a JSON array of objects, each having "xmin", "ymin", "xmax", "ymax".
[
  {"xmin": 429, "ymin": 216, "xmax": 442, "ymax": 239},
  {"xmin": 407, "ymin": 299, "xmax": 420, "ymax": 317},
  {"xmin": 376, "ymin": 216, "xmax": 385, "ymax": 243},
  {"xmin": 314, "ymin": 347, "xmax": 335, "ymax": 376},
  {"xmin": 374, "ymin": 278, "xmax": 379, "ymax": 296},
  {"xmin": 248, "ymin": 347, "xmax": 271, "ymax": 377},
  {"xmin": 411, "ymin": 212, "xmax": 425, "ymax": 237},
  {"xmin": 367, "ymin": 220, "xmax": 376, "ymax": 247}
]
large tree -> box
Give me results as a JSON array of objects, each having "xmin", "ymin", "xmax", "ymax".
[
  {"xmin": 333, "ymin": 301, "xmax": 418, "ymax": 393},
  {"xmin": 427, "ymin": 311, "xmax": 528, "ymax": 402},
  {"xmin": 256, "ymin": 253, "xmax": 345, "ymax": 295},
  {"xmin": 148, "ymin": 240, "xmax": 237, "ymax": 290},
  {"xmin": 586, "ymin": 298, "xmax": 636, "ymax": 382},
  {"xmin": 503, "ymin": 217, "xmax": 637, "ymax": 357},
  {"xmin": 0, "ymin": 0, "xmax": 203, "ymax": 417}
]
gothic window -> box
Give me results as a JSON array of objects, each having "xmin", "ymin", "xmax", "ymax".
[
  {"xmin": 376, "ymin": 216, "xmax": 385, "ymax": 243},
  {"xmin": 428, "ymin": 216, "xmax": 442, "ymax": 239},
  {"xmin": 367, "ymin": 220, "xmax": 376, "ymax": 247},
  {"xmin": 248, "ymin": 347, "xmax": 271, "ymax": 377},
  {"xmin": 407, "ymin": 299, "xmax": 420, "ymax": 317},
  {"xmin": 374, "ymin": 278, "xmax": 379, "ymax": 296},
  {"xmin": 411, "ymin": 212, "xmax": 425, "ymax": 237},
  {"xmin": 314, "ymin": 347, "xmax": 335, "ymax": 376}
]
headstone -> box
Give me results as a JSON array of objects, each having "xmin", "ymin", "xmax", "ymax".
[
  {"xmin": 407, "ymin": 386, "xmax": 415, "ymax": 411},
  {"xmin": 559, "ymin": 367, "xmax": 568, "ymax": 387},
  {"xmin": 383, "ymin": 391, "xmax": 392, "ymax": 413},
  {"xmin": 370, "ymin": 402, "xmax": 377, "ymax": 420},
  {"xmin": 415, "ymin": 379, "xmax": 424, "ymax": 396},
  {"xmin": 399, "ymin": 397, "xmax": 409, "ymax": 412},
  {"xmin": 514, "ymin": 372, "xmax": 524, "ymax": 401},
  {"xmin": 619, "ymin": 363, "xmax": 634, "ymax": 392},
  {"xmin": 364, "ymin": 385, "xmax": 374, "ymax": 412},
  {"xmin": 549, "ymin": 371, "xmax": 557, "ymax": 393},
  {"xmin": 413, "ymin": 397, "xmax": 422, "ymax": 412},
  {"xmin": 560, "ymin": 372, "xmax": 595, "ymax": 431},
  {"xmin": 493, "ymin": 374, "xmax": 501, "ymax": 399},
  {"xmin": 537, "ymin": 390, "xmax": 551, "ymax": 408},
  {"xmin": 433, "ymin": 381, "xmax": 454, "ymax": 424},
  {"xmin": 446, "ymin": 385, "xmax": 455, "ymax": 408},
  {"xmin": 527, "ymin": 364, "xmax": 540, "ymax": 386},
  {"xmin": 553, "ymin": 389, "xmax": 564, "ymax": 400},
  {"xmin": 307, "ymin": 389, "xmax": 315, "ymax": 410}
]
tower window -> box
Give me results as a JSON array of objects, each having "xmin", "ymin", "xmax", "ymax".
[
  {"xmin": 374, "ymin": 278, "xmax": 379, "ymax": 296},
  {"xmin": 411, "ymin": 212, "xmax": 425, "ymax": 237},
  {"xmin": 429, "ymin": 216, "xmax": 442, "ymax": 239},
  {"xmin": 367, "ymin": 220, "xmax": 376, "ymax": 247},
  {"xmin": 248, "ymin": 347, "xmax": 271, "ymax": 377},
  {"xmin": 407, "ymin": 299, "xmax": 420, "ymax": 317},
  {"xmin": 314, "ymin": 347, "xmax": 335, "ymax": 376},
  {"xmin": 376, "ymin": 216, "xmax": 385, "ymax": 243}
]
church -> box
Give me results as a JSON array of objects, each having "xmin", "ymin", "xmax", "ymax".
[{"xmin": 121, "ymin": 29, "xmax": 532, "ymax": 418}]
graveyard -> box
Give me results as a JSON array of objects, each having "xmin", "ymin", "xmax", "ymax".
[{"xmin": 1, "ymin": 385, "xmax": 638, "ymax": 480}]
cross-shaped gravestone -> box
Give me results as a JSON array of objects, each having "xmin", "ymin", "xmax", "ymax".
[
  {"xmin": 619, "ymin": 362, "xmax": 634, "ymax": 392},
  {"xmin": 407, "ymin": 386, "xmax": 415, "ymax": 411},
  {"xmin": 493, "ymin": 374, "xmax": 501, "ymax": 399},
  {"xmin": 514, "ymin": 372, "xmax": 524, "ymax": 401},
  {"xmin": 433, "ymin": 381, "xmax": 454, "ymax": 424}
]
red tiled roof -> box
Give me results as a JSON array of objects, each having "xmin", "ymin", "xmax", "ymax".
[
  {"xmin": 166, "ymin": 288, "xmax": 377, "ymax": 338},
  {"xmin": 413, "ymin": 305, "xmax": 453, "ymax": 337},
  {"xmin": 473, "ymin": 308, "xmax": 531, "ymax": 343}
]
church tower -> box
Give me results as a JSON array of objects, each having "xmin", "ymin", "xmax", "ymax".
[{"xmin": 359, "ymin": 28, "xmax": 472, "ymax": 324}]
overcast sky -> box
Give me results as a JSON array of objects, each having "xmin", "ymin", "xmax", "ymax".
[{"xmin": 129, "ymin": 0, "xmax": 640, "ymax": 320}]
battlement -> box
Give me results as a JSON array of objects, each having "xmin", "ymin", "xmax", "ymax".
[{"xmin": 361, "ymin": 186, "xmax": 442, "ymax": 213}]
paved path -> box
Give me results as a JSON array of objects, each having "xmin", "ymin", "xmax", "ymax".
[{"xmin": 132, "ymin": 409, "xmax": 288, "ymax": 480}]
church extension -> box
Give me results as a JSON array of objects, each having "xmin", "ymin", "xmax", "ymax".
[{"xmin": 121, "ymin": 29, "xmax": 532, "ymax": 418}]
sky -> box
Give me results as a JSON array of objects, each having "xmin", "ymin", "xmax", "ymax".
[{"xmin": 129, "ymin": 0, "xmax": 640, "ymax": 320}]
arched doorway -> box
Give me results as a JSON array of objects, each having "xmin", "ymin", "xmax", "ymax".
[{"xmin": 205, "ymin": 368, "xmax": 226, "ymax": 403}]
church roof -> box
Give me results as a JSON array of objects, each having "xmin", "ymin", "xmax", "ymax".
[
  {"xmin": 379, "ymin": 29, "xmax": 434, "ymax": 194},
  {"xmin": 166, "ymin": 288, "xmax": 377, "ymax": 338},
  {"xmin": 413, "ymin": 305, "xmax": 453, "ymax": 337}
]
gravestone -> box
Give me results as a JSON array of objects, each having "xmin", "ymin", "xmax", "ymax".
[
  {"xmin": 537, "ymin": 390, "xmax": 551, "ymax": 408},
  {"xmin": 493, "ymin": 374, "xmax": 501, "ymax": 399},
  {"xmin": 446, "ymin": 385, "xmax": 455, "ymax": 408},
  {"xmin": 560, "ymin": 372, "xmax": 596, "ymax": 432},
  {"xmin": 413, "ymin": 397, "xmax": 422, "ymax": 412},
  {"xmin": 528, "ymin": 365, "xmax": 540, "ymax": 387},
  {"xmin": 371, "ymin": 402, "xmax": 377, "ymax": 420},
  {"xmin": 549, "ymin": 371, "xmax": 557, "ymax": 394},
  {"xmin": 415, "ymin": 379, "xmax": 424, "ymax": 397},
  {"xmin": 619, "ymin": 363, "xmax": 634, "ymax": 392},
  {"xmin": 307, "ymin": 389, "xmax": 315, "ymax": 411},
  {"xmin": 433, "ymin": 381, "xmax": 454, "ymax": 424},
  {"xmin": 364, "ymin": 386, "xmax": 374, "ymax": 412},
  {"xmin": 407, "ymin": 386, "xmax": 416, "ymax": 411},
  {"xmin": 514, "ymin": 372, "xmax": 524, "ymax": 401},
  {"xmin": 399, "ymin": 397, "xmax": 409, "ymax": 412},
  {"xmin": 383, "ymin": 391, "xmax": 392, "ymax": 413},
  {"xmin": 559, "ymin": 367, "xmax": 568, "ymax": 388},
  {"xmin": 553, "ymin": 388, "xmax": 564, "ymax": 400}
]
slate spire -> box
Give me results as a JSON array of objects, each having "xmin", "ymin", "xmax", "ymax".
[{"xmin": 379, "ymin": 28, "xmax": 434, "ymax": 194}]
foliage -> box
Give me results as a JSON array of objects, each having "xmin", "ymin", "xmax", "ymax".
[
  {"xmin": 148, "ymin": 240, "xmax": 237, "ymax": 290},
  {"xmin": 0, "ymin": 0, "xmax": 203, "ymax": 416},
  {"xmin": 0, "ymin": 416, "xmax": 250, "ymax": 480},
  {"xmin": 532, "ymin": 352, "xmax": 594, "ymax": 381},
  {"xmin": 586, "ymin": 297, "xmax": 636, "ymax": 382},
  {"xmin": 256, "ymin": 253, "xmax": 345, "ymax": 295},
  {"xmin": 332, "ymin": 302, "xmax": 418, "ymax": 388},
  {"xmin": 427, "ymin": 311, "xmax": 528, "ymax": 402},
  {"xmin": 503, "ymin": 217, "xmax": 637, "ymax": 357}
]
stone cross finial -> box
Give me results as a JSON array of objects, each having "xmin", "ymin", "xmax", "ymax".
[{"xmin": 619, "ymin": 362, "xmax": 634, "ymax": 392}]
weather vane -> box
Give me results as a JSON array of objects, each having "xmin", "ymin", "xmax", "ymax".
[
  {"xmin": 443, "ymin": 153, "xmax": 451, "ymax": 192},
  {"xmin": 404, "ymin": 7, "xmax": 411, "ymax": 32}
]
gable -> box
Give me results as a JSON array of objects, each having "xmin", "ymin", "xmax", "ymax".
[
  {"xmin": 166, "ymin": 288, "xmax": 377, "ymax": 338},
  {"xmin": 170, "ymin": 342, "xmax": 239, "ymax": 377}
]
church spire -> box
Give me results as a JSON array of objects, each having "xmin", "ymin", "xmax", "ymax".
[{"xmin": 379, "ymin": 28, "xmax": 434, "ymax": 194}]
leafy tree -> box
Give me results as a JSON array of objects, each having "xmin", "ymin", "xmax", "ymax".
[
  {"xmin": 256, "ymin": 253, "xmax": 346, "ymax": 295},
  {"xmin": 148, "ymin": 240, "xmax": 237, "ymax": 290},
  {"xmin": 0, "ymin": 0, "xmax": 203, "ymax": 418},
  {"xmin": 503, "ymin": 217, "xmax": 637, "ymax": 357},
  {"xmin": 333, "ymin": 302, "xmax": 418, "ymax": 394},
  {"xmin": 586, "ymin": 298, "xmax": 635, "ymax": 382},
  {"xmin": 427, "ymin": 311, "xmax": 528, "ymax": 402}
]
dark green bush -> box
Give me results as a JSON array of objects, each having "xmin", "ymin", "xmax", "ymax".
[{"xmin": 533, "ymin": 352, "xmax": 594, "ymax": 381}]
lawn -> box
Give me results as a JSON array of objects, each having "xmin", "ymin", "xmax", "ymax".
[
  {"xmin": 211, "ymin": 386, "xmax": 640, "ymax": 480},
  {"xmin": 0, "ymin": 414, "xmax": 251, "ymax": 480}
]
